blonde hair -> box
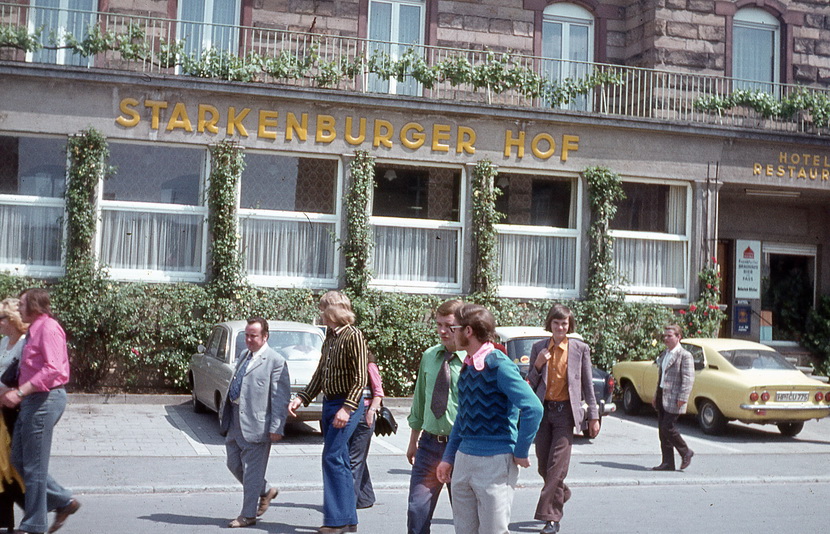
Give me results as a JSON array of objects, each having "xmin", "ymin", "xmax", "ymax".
[
  {"xmin": 0, "ymin": 298, "xmax": 28, "ymax": 335},
  {"xmin": 319, "ymin": 291, "xmax": 356, "ymax": 326}
]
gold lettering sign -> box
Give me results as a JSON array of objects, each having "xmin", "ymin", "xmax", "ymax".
[
  {"xmin": 752, "ymin": 151, "xmax": 830, "ymax": 182},
  {"xmin": 114, "ymin": 98, "xmax": 579, "ymax": 161}
]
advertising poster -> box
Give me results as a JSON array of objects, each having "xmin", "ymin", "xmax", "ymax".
[{"xmin": 735, "ymin": 240, "xmax": 761, "ymax": 299}]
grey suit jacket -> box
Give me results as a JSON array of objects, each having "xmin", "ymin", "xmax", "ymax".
[
  {"xmin": 655, "ymin": 346, "xmax": 695, "ymax": 415},
  {"xmin": 220, "ymin": 346, "xmax": 291, "ymax": 443},
  {"xmin": 527, "ymin": 337, "xmax": 599, "ymax": 431}
]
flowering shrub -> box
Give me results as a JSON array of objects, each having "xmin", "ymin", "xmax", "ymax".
[{"xmin": 678, "ymin": 259, "xmax": 726, "ymax": 338}]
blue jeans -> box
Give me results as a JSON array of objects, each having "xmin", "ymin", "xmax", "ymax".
[
  {"xmin": 407, "ymin": 432, "xmax": 451, "ymax": 534},
  {"xmin": 321, "ymin": 398, "xmax": 365, "ymax": 527},
  {"xmin": 12, "ymin": 388, "xmax": 72, "ymax": 533},
  {"xmin": 348, "ymin": 407, "xmax": 376, "ymax": 509}
]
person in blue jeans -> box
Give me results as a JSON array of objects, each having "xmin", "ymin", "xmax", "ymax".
[
  {"xmin": 289, "ymin": 291, "xmax": 368, "ymax": 534},
  {"xmin": 406, "ymin": 299, "xmax": 465, "ymax": 534}
]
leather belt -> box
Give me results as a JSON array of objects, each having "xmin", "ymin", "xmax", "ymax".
[{"xmin": 423, "ymin": 431, "xmax": 449, "ymax": 443}]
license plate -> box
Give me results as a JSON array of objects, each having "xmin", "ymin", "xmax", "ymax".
[{"xmin": 775, "ymin": 391, "xmax": 808, "ymax": 402}]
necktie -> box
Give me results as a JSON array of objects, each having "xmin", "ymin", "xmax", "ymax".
[
  {"xmin": 430, "ymin": 350, "xmax": 453, "ymax": 419},
  {"xmin": 228, "ymin": 351, "xmax": 252, "ymax": 402}
]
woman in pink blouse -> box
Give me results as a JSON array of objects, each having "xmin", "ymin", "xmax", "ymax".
[
  {"xmin": 348, "ymin": 352, "xmax": 385, "ymax": 509},
  {"xmin": 0, "ymin": 289, "xmax": 79, "ymax": 534}
]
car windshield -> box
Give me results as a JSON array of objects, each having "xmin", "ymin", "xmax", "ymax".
[
  {"xmin": 507, "ymin": 337, "xmax": 547, "ymax": 361},
  {"xmin": 719, "ymin": 349, "xmax": 796, "ymax": 371},
  {"xmin": 234, "ymin": 330, "xmax": 323, "ymax": 361}
]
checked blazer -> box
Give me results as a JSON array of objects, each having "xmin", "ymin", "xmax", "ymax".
[{"xmin": 655, "ymin": 346, "xmax": 695, "ymax": 415}]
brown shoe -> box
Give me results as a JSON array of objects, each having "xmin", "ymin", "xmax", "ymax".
[
  {"xmin": 228, "ymin": 516, "xmax": 256, "ymax": 528},
  {"xmin": 651, "ymin": 463, "xmax": 675, "ymax": 471},
  {"xmin": 680, "ymin": 450, "xmax": 695, "ymax": 470},
  {"xmin": 48, "ymin": 498, "xmax": 80, "ymax": 533},
  {"xmin": 257, "ymin": 487, "xmax": 279, "ymax": 517},
  {"xmin": 317, "ymin": 526, "xmax": 357, "ymax": 534}
]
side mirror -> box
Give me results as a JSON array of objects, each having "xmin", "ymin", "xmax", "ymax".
[{"xmin": 197, "ymin": 344, "xmax": 206, "ymax": 354}]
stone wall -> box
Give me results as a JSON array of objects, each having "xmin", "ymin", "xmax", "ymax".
[{"xmin": 435, "ymin": 0, "xmax": 533, "ymax": 53}]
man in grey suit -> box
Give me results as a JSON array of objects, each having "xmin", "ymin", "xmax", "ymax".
[
  {"xmin": 651, "ymin": 324, "xmax": 695, "ymax": 472},
  {"xmin": 527, "ymin": 304, "xmax": 599, "ymax": 534},
  {"xmin": 220, "ymin": 317, "xmax": 291, "ymax": 528}
]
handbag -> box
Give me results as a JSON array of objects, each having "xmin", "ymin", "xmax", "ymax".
[
  {"xmin": 1, "ymin": 357, "xmax": 20, "ymax": 388},
  {"xmin": 373, "ymin": 405, "xmax": 398, "ymax": 437}
]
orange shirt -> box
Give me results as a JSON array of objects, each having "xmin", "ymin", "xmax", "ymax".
[{"xmin": 545, "ymin": 337, "xmax": 569, "ymax": 402}]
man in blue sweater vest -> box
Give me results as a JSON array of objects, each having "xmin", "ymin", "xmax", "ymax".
[{"xmin": 436, "ymin": 304, "xmax": 543, "ymax": 534}]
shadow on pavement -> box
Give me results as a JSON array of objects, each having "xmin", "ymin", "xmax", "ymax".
[{"xmin": 580, "ymin": 460, "xmax": 651, "ymax": 471}]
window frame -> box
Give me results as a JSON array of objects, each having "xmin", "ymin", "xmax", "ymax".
[
  {"xmin": 366, "ymin": 0, "xmax": 426, "ymax": 96},
  {"xmin": 608, "ymin": 178, "xmax": 692, "ymax": 303},
  {"xmin": 540, "ymin": 3, "xmax": 595, "ymax": 111},
  {"xmin": 237, "ymin": 150, "xmax": 342, "ymax": 289},
  {"xmin": 95, "ymin": 141, "xmax": 209, "ymax": 283},
  {"xmin": 732, "ymin": 7, "xmax": 781, "ymax": 92},
  {"xmin": 368, "ymin": 160, "xmax": 465, "ymax": 294},
  {"xmin": 494, "ymin": 170, "xmax": 583, "ymax": 299},
  {"xmin": 26, "ymin": 0, "xmax": 97, "ymax": 67},
  {"xmin": 176, "ymin": 0, "xmax": 242, "ymax": 58}
]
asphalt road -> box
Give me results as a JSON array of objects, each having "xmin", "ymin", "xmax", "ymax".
[{"xmin": 35, "ymin": 397, "xmax": 830, "ymax": 533}]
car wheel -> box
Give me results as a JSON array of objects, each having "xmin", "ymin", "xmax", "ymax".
[
  {"xmin": 777, "ymin": 422, "xmax": 804, "ymax": 437},
  {"xmin": 697, "ymin": 399, "xmax": 727, "ymax": 435},
  {"xmin": 190, "ymin": 377, "xmax": 208, "ymax": 414},
  {"xmin": 622, "ymin": 383, "xmax": 642, "ymax": 415}
]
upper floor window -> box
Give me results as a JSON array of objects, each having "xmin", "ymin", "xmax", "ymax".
[
  {"xmin": 367, "ymin": 0, "xmax": 425, "ymax": 96},
  {"xmin": 239, "ymin": 153, "xmax": 339, "ymax": 287},
  {"xmin": 29, "ymin": 0, "xmax": 97, "ymax": 66},
  {"xmin": 733, "ymin": 8, "xmax": 780, "ymax": 92},
  {"xmin": 178, "ymin": 0, "xmax": 241, "ymax": 59},
  {"xmin": 541, "ymin": 3, "xmax": 594, "ymax": 110},
  {"xmin": 0, "ymin": 136, "xmax": 66, "ymax": 275}
]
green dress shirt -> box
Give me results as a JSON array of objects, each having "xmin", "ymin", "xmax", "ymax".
[{"xmin": 407, "ymin": 343, "xmax": 465, "ymax": 436}]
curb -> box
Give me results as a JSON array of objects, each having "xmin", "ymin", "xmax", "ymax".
[{"xmin": 68, "ymin": 474, "xmax": 830, "ymax": 496}]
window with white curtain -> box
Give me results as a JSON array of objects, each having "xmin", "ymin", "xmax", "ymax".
[
  {"xmin": 494, "ymin": 173, "xmax": 580, "ymax": 298},
  {"xmin": 100, "ymin": 143, "xmax": 207, "ymax": 281},
  {"xmin": 238, "ymin": 153, "xmax": 339, "ymax": 287},
  {"xmin": 367, "ymin": 0, "xmax": 425, "ymax": 96},
  {"xmin": 733, "ymin": 8, "xmax": 780, "ymax": 93},
  {"xmin": 609, "ymin": 181, "xmax": 690, "ymax": 300},
  {"xmin": 541, "ymin": 3, "xmax": 594, "ymax": 111},
  {"xmin": 0, "ymin": 136, "xmax": 66, "ymax": 276},
  {"xmin": 178, "ymin": 0, "xmax": 241, "ymax": 59},
  {"xmin": 28, "ymin": 0, "xmax": 97, "ymax": 66},
  {"xmin": 370, "ymin": 164, "xmax": 462, "ymax": 291}
]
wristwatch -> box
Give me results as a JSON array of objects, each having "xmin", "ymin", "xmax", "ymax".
[{"xmin": 15, "ymin": 389, "xmax": 24, "ymax": 398}]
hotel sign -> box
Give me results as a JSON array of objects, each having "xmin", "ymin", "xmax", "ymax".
[
  {"xmin": 735, "ymin": 240, "xmax": 761, "ymax": 299},
  {"xmin": 753, "ymin": 151, "xmax": 830, "ymax": 181}
]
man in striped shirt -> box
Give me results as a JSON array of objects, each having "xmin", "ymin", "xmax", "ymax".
[{"xmin": 289, "ymin": 291, "xmax": 368, "ymax": 534}]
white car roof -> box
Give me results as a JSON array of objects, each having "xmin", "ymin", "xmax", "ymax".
[
  {"xmin": 219, "ymin": 320, "xmax": 323, "ymax": 335},
  {"xmin": 495, "ymin": 326, "xmax": 551, "ymax": 340}
]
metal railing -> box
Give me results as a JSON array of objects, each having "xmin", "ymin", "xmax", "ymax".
[{"xmin": 2, "ymin": 2, "xmax": 828, "ymax": 135}]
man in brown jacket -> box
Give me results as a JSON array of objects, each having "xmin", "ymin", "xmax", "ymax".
[{"xmin": 651, "ymin": 324, "xmax": 695, "ymax": 471}]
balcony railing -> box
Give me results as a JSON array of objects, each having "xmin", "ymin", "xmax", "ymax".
[{"xmin": 2, "ymin": 2, "xmax": 829, "ymax": 136}]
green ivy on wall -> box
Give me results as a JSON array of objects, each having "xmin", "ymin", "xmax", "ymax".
[
  {"xmin": 471, "ymin": 160, "xmax": 502, "ymax": 300},
  {"xmin": 344, "ymin": 150, "xmax": 375, "ymax": 296},
  {"xmin": 679, "ymin": 260, "xmax": 727, "ymax": 338},
  {"xmin": 206, "ymin": 141, "xmax": 246, "ymax": 299}
]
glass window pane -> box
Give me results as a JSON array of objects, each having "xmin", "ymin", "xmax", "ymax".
[
  {"xmin": 614, "ymin": 238, "xmax": 685, "ymax": 291},
  {"xmin": 496, "ymin": 174, "xmax": 572, "ymax": 228},
  {"xmin": 211, "ymin": 0, "xmax": 238, "ymax": 52},
  {"xmin": 398, "ymin": 5, "xmax": 422, "ymax": 45},
  {"xmin": 100, "ymin": 210, "xmax": 204, "ymax": 271},
  {"xmin": 372, "ymin": 165, "xmax": 460, "ymax": 221},
  {"xmin": 369, "ymin": 1, "xmax": 392, "ymax": 41},
  {"xmin": 569, "ymin": 24, "xmax": 589, "ymax": 62},
  {"xmin": 0, "ymin": 136, "xmax": 66, "ymax": 197},
  {"xmin": 734, "ymin": 25, "xmax": 774, "ymax": 84},
  {"xmin": 541, "ymin": 21, "xmax": 563, "ymax": 60},
  {"xmin": 611, "ymin": 183, "xmax": 669, "ymax": 233},
  {"xmin": 372, "ymin": 225, "xmax": 458, "ymax": 283},
  {"xmin": 0, "ymin": 205, "xmax": 63, "ymax": 266},
  {"xmin": 241, "ymin": 218, "xmax": 336, "ymax": 278},
  {"xmin": 241, "ymin": 155, "xmax": 336, "ymax": 213},
  {"xmin": 106, "ymin": 144, "xmax": 203, "ymax": 205},
  {"xmin": 498, "ymin": 233, "xmax": 577, "ymax": 289}
]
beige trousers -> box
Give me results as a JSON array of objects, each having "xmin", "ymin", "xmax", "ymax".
[{"xmin": 450, "ymin": 451, "xmax": 518, "ymax": 534}]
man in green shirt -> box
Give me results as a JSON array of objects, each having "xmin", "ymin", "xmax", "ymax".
[{"xmin": 406, "ymin": 299, "xmax": 466, "ymax": 534}]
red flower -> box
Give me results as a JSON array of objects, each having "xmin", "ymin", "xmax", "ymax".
[
  {"xmin": 703, "ymin": 311, "xmax": 708, "ymax": 316},
  {"xmin": 689, "ymin": 304, "xmax": 698, "ymax": 312},
  {"xmin": 706, "ymin": 284, "xmax": 712, "ymax": 289},
  {"xmin": 679, "ymin": 309, "xmax": 686, "ymax": 315},
  {"xmin": 711, "ymin": 256, "xmax": 718, "ymax": 264}
]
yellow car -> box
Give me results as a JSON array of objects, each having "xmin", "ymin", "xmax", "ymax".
[{"xmin": 612, "ymin": 338, "xmax": 830, "ymax": 436}]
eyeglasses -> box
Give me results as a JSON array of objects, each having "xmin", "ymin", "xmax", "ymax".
[{"xmin": 448, "ymin": 325, "xmax": 464, "ymax": 331}]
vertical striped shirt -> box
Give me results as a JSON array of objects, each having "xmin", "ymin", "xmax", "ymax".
[{"xmin": 297, "ymin": 324, "xmax": 369, "ymax": 410}]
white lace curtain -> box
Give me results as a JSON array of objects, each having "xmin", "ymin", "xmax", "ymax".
[
  {"xmin": 371, "ymin": 225, "xmax": 458, "ymax": 283},
  {"xmin": 0, "ymin": 204, "xmax": 63, "ymax": 266},
  {"xmin": 100, "ymin": 210, "xmax": 203, "ymax": 272},
  {"xmin": 498, "ymin": 233, "xmax": 577, "ymax": 289},
  {"xmin": 241, "ymin": 217, "xmax": 335, "ymax": 278}
]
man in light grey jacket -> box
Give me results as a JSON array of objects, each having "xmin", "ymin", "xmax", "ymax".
[
  {"xmin": 220, "ymin": 317, "xmax": 291, "ymax": 528},
  {"xmin": 651, "ymin": 324, "xmax": 695, "ymax": 471}
]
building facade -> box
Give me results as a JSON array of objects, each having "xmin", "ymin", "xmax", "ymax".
[{"xmin": 1, "ymin": 0, "xmax": 829, "ymax": 345}]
